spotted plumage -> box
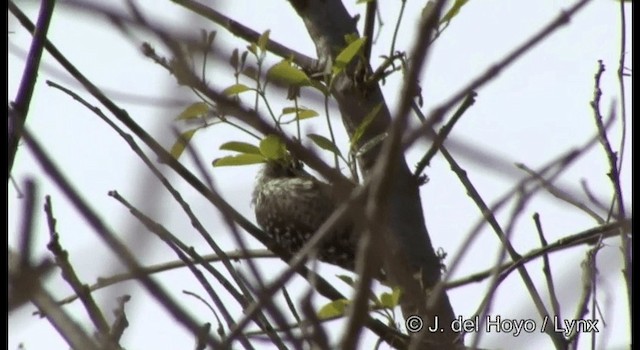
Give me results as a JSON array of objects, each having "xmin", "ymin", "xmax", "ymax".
[{"xmin": 252, "ymin": 160, "xmax": 356, "ymax": 271}]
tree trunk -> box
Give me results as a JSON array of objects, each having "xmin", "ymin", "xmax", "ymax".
[{"xmin": 288, "ymin": 0, "xmax": 461, "ymax": 348}]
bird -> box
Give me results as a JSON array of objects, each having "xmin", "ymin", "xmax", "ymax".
[{"xmin": 251, "ymin": 158, "xmax": 357, "ymax": 271}]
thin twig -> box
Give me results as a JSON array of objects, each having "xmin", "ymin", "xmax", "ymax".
[
  {"xmin": 170, "ymin": 0, "xmax": 317, "ymax": 70},
  {"xmin": 403, "ymin": 0, "xmax": 593, "ymax": 152},
  {"xmin": 412, "ymin": 92, "xmax": 477, "ymax": 179},
  {"xmin": 194, "ymin": 322, "xmax": 211, "ymax": 350},
  {"xmin": 108, "ymin": 295, "xmax": 130, "ymax": 346},
  {"xmin": 109, "ymin": 190, "xmax": 247, "ymax": 348},
  {"xmin": 45, "ymin": 79, "xmax": 279, "ymax": 346},
  {"xmin": 438, "ymin": 105, "xmax": 617, "ymax": 300},
  {"xmin": 444, "ymin": 219, "xmax": 629, "ymax": 290},
  {"xmin": 568, "ymin": 246, "xmax": 600, "ymax": 343},
  {"xmin": 589, "ymin": 60, "xmax": 631, "ymax": 332},
  {"xmin": 53, "ymin": 249, "xmax": 275, "ymax": 307},
  {"xmin": 44, "ymin": 195, "xmax": 112, "ymax": 337},
  {"xmin": 21, "ymin": 127, "xmax": 222, "ymax": 349},
  {"xmin": 9, "ymin": 249, "xmax": 100, "ymax": 350},
  {"xmin": 19, "ymin": 9, "xmax": 400, "ymax": 342},
  {"xmin": 533, "ymin": 213, "xmax": 562, "ymax": 320},
  {"xmin": 517, "ymin": 163, "xmax": 605, "ymax": 224},
  {"xmin": 178, "ymin": 128, "xmax": 290, "ymax": 348},
  {"xmin": 18, "ymin": 179, "xmax": 37, "ymax": 269},
  {"xmin": 580, "ymin": 179, "xmax": 609, "ymax": 213}
]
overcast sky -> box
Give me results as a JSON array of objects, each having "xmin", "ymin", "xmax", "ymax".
[{"xmin": 9, "ymin": 1, "xmax": 632, "ymax": 349}]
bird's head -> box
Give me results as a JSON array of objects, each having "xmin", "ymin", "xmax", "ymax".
[{"xmin": 261, "ymin": 157, "xmax": 306, "ymax": 179}]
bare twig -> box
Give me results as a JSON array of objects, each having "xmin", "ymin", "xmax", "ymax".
[
  {"xmin": 9, "ymin": 249, "xmax": 100, "ymax": 350},
  {"xmin": 108, "ymin": 295, "xmax": 130, "ymax": 346},
  {"xmin": 194, "ymin": 322, "xmax": 211, "ymax": 350},
  {"xmin": 21, "ymin": 127, "xmax": 222, "ymax": 348},
  {"xmin": 440, "ymin": 106, "xmax": 616, "ymax": 299},
  {"xmin": 15, "ymin": 5, "xmax": 400, "ymax": 341},
  {"xmin": 568, "ymin": 246, "xmax": 600, "ymax": 344},
  {"xmin": 469, "ymin": 185, "xmax": 566, "ymax": 349},
  {"xmin": 589, "ymin": 60, "xmax": 631, "ymax": 331},
  {"xmin": 44, "ymin": 195, "xmax": 112, "ymax": 338},
  {"xmin": 53, "ymin": 249, "xmax": 275, "ymax": 307},
  {"xmin": 17, "ymin": 179, "xmax": 37, "ymax": 269},
  {"xmin": 108, "ymin": 190, "xmax": 247, "ymax": 347},
  {"xmin": 517, "ymin": 163, "xmax": 605, "ymax": 224},
  {"xmin": 412, "ymin": 92, "xmax": 477, "ymax": 179},
  {"xmin": 580, "ymin": 179, "xmax": 609, "ymax": 213},
  {"xmin": 444, "ymin": 219, "xmax": 630, "ymax": 290},
  {"xmin": 403, "ymin": 0, "xmax": 593, "ymax": 151},
  {"xmin": 533, "ymin": 214, "xmax": 562, "ymax": 320},
  {"xmin": 170, "ymin": 0, "xmax": 317, "ymax": 70}
]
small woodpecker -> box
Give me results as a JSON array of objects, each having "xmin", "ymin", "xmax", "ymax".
[{"xmin": 252, "ymin": 159, "xmax": 356, "ymax": 271}]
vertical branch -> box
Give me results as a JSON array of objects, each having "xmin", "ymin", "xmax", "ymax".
[
  {"xmin": 589, "ymin": 59, "xmax": 631, "ymax": 338},
  {"xmin": 533, "ymin": 214, "xmax": 562, "ymax": 320},
  {"xmin": 45, "ymin": 195, "xmax": 112, "ymax": 338},
  {"xmin": 8, "ymin": 0, "xmax": 56, "ymax": 180},
  {"xmin": 17, "ymin": 179, "xmax": 37, "ymax": 268}
]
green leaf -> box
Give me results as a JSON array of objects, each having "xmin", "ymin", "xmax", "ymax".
[
  {"xmin": 344, "ymin": 33, "xmax": 359, "ymax": 45},
  {"xmin": 333, "ymin": 37, "xmax": 367, "ymax": 75},
  {"xmin": 213, "ymin": 153, "xmax": 265, "ymax": 167},
  {"xmin": 259, "ymin": 135, "xmax": 287, "ymax": 160},
  {"xmin": 169, "ymin": 128, "xmax": 198, "ymax": 159},
  {"xmin": 267, "ymin": 61, "xmax": 310, "ymax": 86},
  {"xmin": 308, "ymin": 133, "xmax": 341, "ymax": 156},
  {"xmin": 336, "ymin": 275, "xmax": 355, "ymax": 287},
  {"xmin": 282, "ymin": 107, "xmax": 319, "ymax": 120},
  {"xmin": 440, "ymin": 0, "xmax": 470, "ymax": 25},
  {"xmin": 219, "ymin": 141, "xmax": 261, "ymax": 155},
  {"xmin": 281, "ymin": 107, "xmax": 297, "ymax": 115},
  {"xmin": 380, "ymin": 287, "xmax": 400, "ymax": 309},
  {"xmin": 176, "ymin": 102, "xmax": 209, "ymax": 120},
  {"xmin": 351, "ymin": 104, "xmax": 382, "ymax": 148},
  {"xmin": 257, "ymin": 29, "xmax": 270, "ymax": 52},
  {"xmin": 390, "ymin": 287, "xmax": 401, "ymax": 306},
  {"xmin": 223, "ymin": 83, "xmax": 252, "ymax": 96},
  {"xmin": 317, "ymin": 299, "xmax": 350, "ymax": 320},
  {"xmin": 247, "ymin": 42, "xmax": 258, "ymax": 56}
]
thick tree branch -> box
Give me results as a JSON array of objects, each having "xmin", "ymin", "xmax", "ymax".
[
  {"xmin": 8, "ymin": 0, "xmax": 56, "ymax": 180},
  {"xmin": 288, "ymin": 0, "xmax": 460, "ymax": 348}
]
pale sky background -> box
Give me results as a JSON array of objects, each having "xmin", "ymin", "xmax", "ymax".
[{"xmin": 8, "ymin": 1, "xmax": 632, "ymax": 349}]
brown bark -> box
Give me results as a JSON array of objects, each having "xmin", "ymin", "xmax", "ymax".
[{"xmin": 288, "ymin": 0, "xmax": 461, "ymax": 348}]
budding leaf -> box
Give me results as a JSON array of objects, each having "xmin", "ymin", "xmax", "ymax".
[
  {"xmin": 259, "ymin": 135, "xmax": 287, "ymax": 160},
  {"xmin": 257, "ymin": 29, "xmax": 270, "ymax": 52},
  {"xmin": 317, "ymin": 299, "xmax": 350, "ymax": 319},
  {"xmin": 333, "ymin": 37, "xmax": 367, "ymax": 75},
  {"xmin": 176, "ymin": 102, "xmax": 209, "ymax": 120}
]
